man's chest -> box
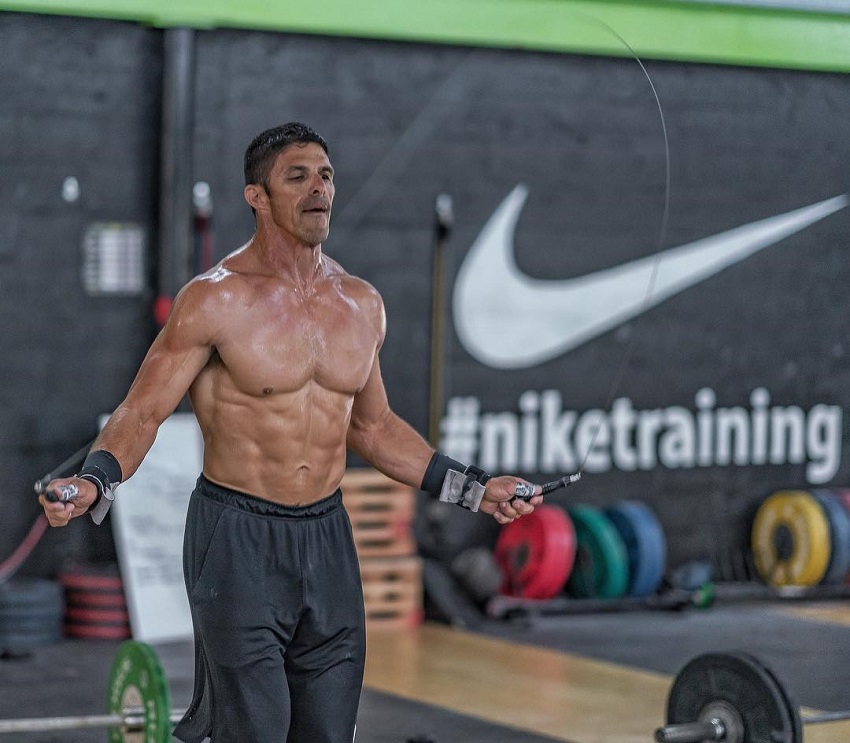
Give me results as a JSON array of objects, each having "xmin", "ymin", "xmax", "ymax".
[{"xmin": 212, "ymin": 296, "xmax": 379, "ymax": 396}]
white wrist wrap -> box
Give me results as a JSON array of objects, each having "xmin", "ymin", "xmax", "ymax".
[
  {"xmin": 438, "ymin": 469, "xmax": 486, "ymax": 513},
  {"xmin": 79, "ymin": 474, "xmax": 116, "ymax": 525}
]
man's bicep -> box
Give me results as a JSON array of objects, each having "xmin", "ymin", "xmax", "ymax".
[
  {"xmin": 92, "ymin": 327, "xmax": 211, "ymax": 479},
  {"xmin": 122, "ymin": 332, "xmax": 211, "ymax": 421},
  {"xmin": 122, "ymin": 280, "xmax": 216, "ymax": 418}
]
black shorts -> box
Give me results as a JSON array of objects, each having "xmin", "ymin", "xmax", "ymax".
[{"xmin": 172, "ymin": 475, "xmax": 366, "ymax": 743}]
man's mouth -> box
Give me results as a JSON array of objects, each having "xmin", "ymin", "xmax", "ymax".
[{"xmin": 303, "ymin": 201, "xmax": 329, "ymax": 214}]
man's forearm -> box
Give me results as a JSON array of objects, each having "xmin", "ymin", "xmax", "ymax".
[
  {"xmin": 348, "ymin": 411, "xmax": 434, "ymax": 489},
  {"xmin": 92, "ymin": 404, "xmax": 162, "ymax": 482}
]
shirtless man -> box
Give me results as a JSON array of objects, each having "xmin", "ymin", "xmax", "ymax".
[{"xmin": 39, "ymin": 122, "xmax": 542, "ymax": 743}]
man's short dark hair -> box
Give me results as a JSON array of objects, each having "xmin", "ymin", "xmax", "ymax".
[{"xmin": 244, "ymin": 122, "xmax": 329, "ymax": 188}]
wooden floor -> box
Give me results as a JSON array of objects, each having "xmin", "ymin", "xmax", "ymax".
[
  {"xmin": 364, "ymin": 614, "xmax": 850, "ymax": 743},
  {"xmin": 366, "ymin": 624, "xmax": 668, "ymax": 742}
]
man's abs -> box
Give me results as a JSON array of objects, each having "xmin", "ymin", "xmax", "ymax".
[{"xmin": 189, "ymin": 372, "xmax": 354, "ymax": 506}]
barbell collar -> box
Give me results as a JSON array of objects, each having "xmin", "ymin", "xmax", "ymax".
[{"xmin": 655, "ymin": 718, "xmax": 725, "ymax": 743}]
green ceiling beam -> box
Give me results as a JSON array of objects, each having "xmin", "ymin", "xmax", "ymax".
[{"xmin": 2, "ymin": 0, "xmax": 849, "ymax": 72}]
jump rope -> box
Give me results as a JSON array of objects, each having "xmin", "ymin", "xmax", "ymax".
[{"xmin": 513, "ymin": 14, "xmax": 672, "ymax": 501}]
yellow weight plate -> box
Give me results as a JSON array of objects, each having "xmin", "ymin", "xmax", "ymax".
[{"xmin": 751, "ymin": 490, "xmax": 831, "ymax": 587}]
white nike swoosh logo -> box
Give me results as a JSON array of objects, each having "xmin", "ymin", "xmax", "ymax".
[{"xmin": 453, "ymin": 185, "xmax": 848, "ymax": 369}]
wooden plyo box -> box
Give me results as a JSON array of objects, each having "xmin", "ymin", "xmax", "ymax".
[
  {"xmin": 341, "ymin": 469, "xmax": 417, "ymax": 558},
  {"xmin": 358, "ymin": 556, "xmax": 424, "ymax": 630},
  {"xmin": 341, "ymin": 469, "xmax": 423, "ymax": 629}
]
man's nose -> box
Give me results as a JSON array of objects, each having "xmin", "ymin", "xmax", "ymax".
[{"xmin": 309, "ymin": 174, "xmax": 325, "ymax": 194}]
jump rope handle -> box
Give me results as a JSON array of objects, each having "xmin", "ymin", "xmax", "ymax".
[
  {"xmin": 513, "ymin": 472, "xmax": 582, "ymax": 501},
  {"xmin": 40, "ymin": 483, "xmax": 80, "ymax": 504},
  {"xmin": 540, "ymin": 472, "xmax": 582, "ymax": 495}
]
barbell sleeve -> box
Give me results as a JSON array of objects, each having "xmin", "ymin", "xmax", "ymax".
[
  {"xmin": 0, "ymin": 709, "xmax": 184, "ymax": 734},
  {"xmin": 0, "ymin": 714, "xmax": 125, "ymax": 733},
  {"xmin": 655, "ymin": 718, "xmax": 726, "ymax": 743},
  {"xmin": 801, "ymin": 710, "xmax": 850, "ymax": 725}
]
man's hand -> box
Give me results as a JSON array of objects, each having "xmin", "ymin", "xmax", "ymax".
[
  {"xmin": 38, "ymin": 477, "xmax": 99, "ymax": 527},
  {"xmin": 478, "ymin": 475, "xmax": 543, "ymax": 525}
]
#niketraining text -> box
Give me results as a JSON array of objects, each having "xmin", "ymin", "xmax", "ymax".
[{"xmin": 440, "ymin": 387, "xmax": 841, "ymax": 485}]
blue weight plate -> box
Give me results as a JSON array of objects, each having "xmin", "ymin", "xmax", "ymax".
[
  {"xmin": 812, "ymin": 489, "xmax": 850, "ymax": 585},
  {"xmin": 604, "ymin": 501, "xmax": 667, "ymax": 597}
]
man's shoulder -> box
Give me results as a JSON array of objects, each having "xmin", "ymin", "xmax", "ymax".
[
  {"xmin": 193, "ymin": 244, "xmax": 272, "ymax": 295},
  {"xmin": 172, "ymin": 263, "xmax": 256, "ymax": 325},
  {"xmin": 323, "ymin": 256, "xmax": 381, "ymax": 299},
  {"xmin": 185, "ymin": 264, "xmax": 247, "ymax": 298}
]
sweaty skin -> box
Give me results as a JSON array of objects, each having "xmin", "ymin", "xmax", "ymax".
[{"xmin": 40, "ymin": 142, "xmax": 541, "ymax": 524}]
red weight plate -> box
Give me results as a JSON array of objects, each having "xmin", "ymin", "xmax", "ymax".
[
  {"xmin": 494, "ymin": 505, "xmax": 576, "ymax": 599},
  {"xmin": 65, "ymin": 606, "xmax": 131, "ymax": 624},
  {"xmin": 64, "ymin": 589, "xmax": 127, "ymax": 608},
  {"xmin": 59, "ymin": 572, "xmax": 124, "ymax": 592}
]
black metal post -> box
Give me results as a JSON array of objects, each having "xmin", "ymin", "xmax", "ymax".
[
  {"xmin": 428, "ymin": 194, "xmax": 454, "ymax": 447},
  {"xmin": 156, "ymin": 28, "xmax": 196, "ymax": 326}
]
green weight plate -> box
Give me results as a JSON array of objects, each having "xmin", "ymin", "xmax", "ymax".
[
  {"xmin": 666, "ymin": 651, "xmax": 801, "ymax": 743},
  {"xmin": 565, "ymin": 505, "xmax": 629, "ymax": 599},
  {"xmin": 107, "ymin": 640, "xmax": 172, "ymax": 743}
]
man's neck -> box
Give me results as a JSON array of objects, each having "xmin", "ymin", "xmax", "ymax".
[{"xmin": 251, "ymin": 226, "xmax": 323, "ymax": 290}]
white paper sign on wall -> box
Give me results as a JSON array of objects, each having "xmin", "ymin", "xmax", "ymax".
[{"xmin": 109, "ymin": 413, "xmax": 202, "ymax": 643}]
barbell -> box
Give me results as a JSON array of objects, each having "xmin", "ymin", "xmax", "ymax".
[
  {"xmin": 655, "ymin": 650, "xmax": 850, "ymax": 743},
  {"xmin": 0, "ymin": 640, "xmax": 183, "ymax": 742},
  {"xmin": 2, "ymin": 641, "xmax": 848, "ymax": 741}
]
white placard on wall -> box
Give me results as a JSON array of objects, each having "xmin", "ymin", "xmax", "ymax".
[{"xmin": 108, "ymin": 413, "xmax": 202, "ymax": 643}]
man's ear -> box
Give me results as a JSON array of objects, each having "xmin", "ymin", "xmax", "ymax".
[{"xmin": 244, "ymin": 183, "xmax": 268, "ymax": 212}]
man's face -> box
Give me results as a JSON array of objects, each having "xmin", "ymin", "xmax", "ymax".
[{"xmin": 263, "ymin": 142, "xmax": 335, "ymax": 247}]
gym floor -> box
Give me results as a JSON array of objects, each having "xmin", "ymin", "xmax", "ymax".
[{"xmin": 1, "ymin": 599, "xmax": 850, "ymax": 742}]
